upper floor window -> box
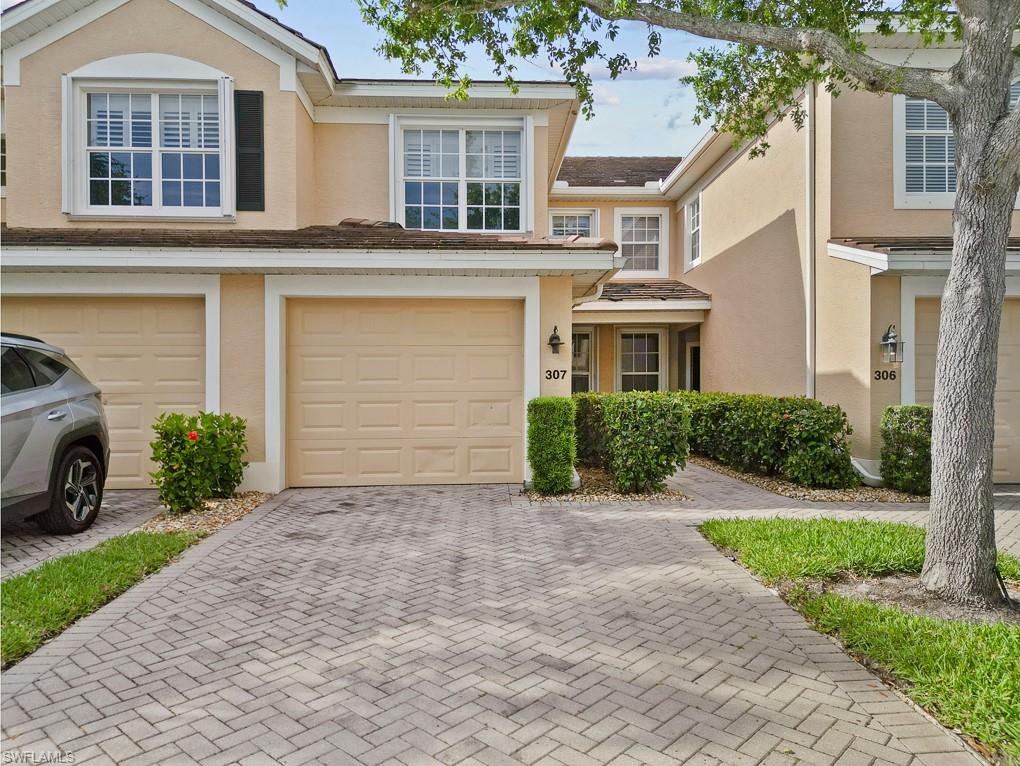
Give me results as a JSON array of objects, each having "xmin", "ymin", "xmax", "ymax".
[
  {"xmin": 401, "ymin": 126, "xmax": 523, "ymax": 232},
  {"xmin": 614, "ymin": 208, "xmax": 670, "ymax": 277},
  {"xmin": 551, "ymin": 210, "xmax": 595, "ymax": 237},
  {"xmin": 687, "ymin": 196, "xmax": 701, "ymax": 267},
  {"xmin": 86, "ymin": 92, "xmax": 221, "ymax": 211},
  {"xmin": 895, "ymin": 81, "xmax": 1019, "ymax": 209}
]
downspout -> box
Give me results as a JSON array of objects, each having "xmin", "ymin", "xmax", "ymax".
[{"xmin": 804, "ymin": 82, "xmax": 817, "ymax": 398}]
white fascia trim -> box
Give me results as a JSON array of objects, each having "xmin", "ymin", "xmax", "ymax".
[
  {"xmin": 613, "ymin": 206, "xmax": 671, "ymax": 279},
  {"xmin": 263, "ymin": 275, "xmax": 541, "ymax": 492},
  {"xmin": 0, "ymin": 272, "xmax": 221, "ymax": 413},
  {"xmin": 0, "ymin": 248, "xmax": 619, "ymax": 272},
  {"xmin": 827, "ymin": 242, "xmax": 889, "ymax": 274},
  {"xmin": 899, "ymin": 274, "xmax": 1020, "ymax": 404},
  {"xmin": 575, "ymin": 299, "xmax": 712, "ymax": 311},
  {"xmin": 333, "ymin": 81, "xmax": 576, "ymax": 101},
  {"xmin": 315, "ymin": 107, "xmax": 550, "ymax": 126},
  {"xmin": 550, "ymin": 185, "xmax": 664, "ymax": 198},
  {"xmin": 2, "ymin": 0, "xmax": 132, "ymax": 86}
]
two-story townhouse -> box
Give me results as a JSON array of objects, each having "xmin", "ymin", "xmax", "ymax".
[
  {"xmin": 0, "ymin": 0, "xmax": 624, "ymax": 492},
  {"xmin": 550, "ymin": 31, "xmax": 1020, "ymax": 483}
]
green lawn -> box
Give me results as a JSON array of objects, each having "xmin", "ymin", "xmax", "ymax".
[
  {"xmin": 699, "ymin": 517, "xmax": 1020, "ymax": 762},
  {"xmin": 1, "ymin": 531, "xmax": 203, "ymax": 667},
  {"xmin": 700, "ymin": 517, "xmax": 1020, "ymax": 584}
]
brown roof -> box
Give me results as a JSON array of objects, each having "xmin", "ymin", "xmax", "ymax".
[
  {"xmin": 557, "ymin": 156, "xmax": 683, "ymax": 187},
  {"xmin": 832, "ymin": 237, "xmax": 1020, "ymax": 253},
  {"xmin": 600, "ymin": 280, "xmax": 709, "ymax": 302},
  {"xmin": 0, "ymin": 219, "xmax": 618, "ymax": 252}
]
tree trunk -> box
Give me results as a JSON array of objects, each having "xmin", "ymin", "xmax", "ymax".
[{"xmin": 920, "ymin": 23, "xmax": 1020, "ymax": 602}]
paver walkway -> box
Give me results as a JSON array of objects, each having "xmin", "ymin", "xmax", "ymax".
[
  {"xmin": 2, "ymin": 475, "xmax": 1000, "ymax": 766},
  {"xmin": 1, "ymin": 491, "xmax": 163, "ymax": 580}
]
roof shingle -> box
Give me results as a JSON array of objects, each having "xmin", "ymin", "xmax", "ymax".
[
  {"xmin": 600, "ymin": 280, "xmax": 709, "ymax": 302},
  {"xmin": 832, "ymin": 236, "xmax": 1020, "ymax": 253},
  {"xmin": 557, "ymin": 156, "xmax": 683, "ymax": 187}
]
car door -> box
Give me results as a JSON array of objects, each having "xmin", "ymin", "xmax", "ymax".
[{"xmin": 1, "ymin": 345, "xmax": 71, "ymax": 501}]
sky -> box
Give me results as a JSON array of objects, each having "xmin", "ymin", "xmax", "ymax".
[{"xmin": 250, "ymin": 0, "xmax": 713, "ymax": 157}]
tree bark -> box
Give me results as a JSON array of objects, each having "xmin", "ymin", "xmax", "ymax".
[{"xmin": 920, "ymin": 8, "xmax": 1020, "ymax": 604}]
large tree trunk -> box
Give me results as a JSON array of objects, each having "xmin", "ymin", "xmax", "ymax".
[{"xmin": 920, "ymin": 14, "xmax": 1019, "ymax": 603}]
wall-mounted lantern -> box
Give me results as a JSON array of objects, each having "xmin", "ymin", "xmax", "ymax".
[
  {"xmin": 548, "ymin": 326, "xmax": 565, "ymax": 354},
  {"xmin": 880, "ymin": 324, "xmax": 905, "ymax": 364}
]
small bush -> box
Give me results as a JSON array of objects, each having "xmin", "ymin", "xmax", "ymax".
[
  {"xmin": 527, "ymin": 397, "xmax": 576, "ymax": 495},
  {"xmin": 602, "ymin": 392, "xmax": 690, "ymax": 493},
  {"xmin": 150, "ymin": 411, "xmax": 249, "ymax": 513},
  {"xmin": 574, "ymin": 391, "xmax": 608, "ymax": 468},
  {"xmin": 881, "ymin": 405, "xmax": 932, "ymax": 495}
]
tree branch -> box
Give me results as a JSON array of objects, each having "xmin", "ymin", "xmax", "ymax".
[{"xmin": 579, "ymin": 0, "xmax": 957, "ymax": 103}]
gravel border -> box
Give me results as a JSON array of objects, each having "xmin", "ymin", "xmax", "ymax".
[
  {"xmin": 140, "ymin": 491, "xmax": 273, "ymax": 535},
  {"xmin": 690, "ymin": 455, "xmax": 929, "ymax": 503}
]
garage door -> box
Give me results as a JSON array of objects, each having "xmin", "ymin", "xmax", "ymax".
[
  {"xmin": 916, "ymin": 297, "xmax": 1019, "ymax": 482},
  {"xmin": 2, "ymin": 297, "xmax": 205, "ymax": 489},
  {"xmin": 287, "ymin": 298, "xmax": 524, "ymax": 486}
]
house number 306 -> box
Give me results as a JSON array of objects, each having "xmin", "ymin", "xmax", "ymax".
[
  {"xmin": 545, "ymin": 370, "xmax": 568, "ymax": 380},
  {"xmin": 873, "ymin": 370, "xmax": 897, "ymax": 381}
]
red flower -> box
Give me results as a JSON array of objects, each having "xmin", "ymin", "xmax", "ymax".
[
  {"xmin": 187, "ymin": 431, "xmax": 199, "ymax": 442},
  {"xmin": 782, "ymin": 413, "xmax": 791, "ymax": 420}
]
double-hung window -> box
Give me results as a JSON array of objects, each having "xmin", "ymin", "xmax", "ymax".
[
  {"xmin": 687, "ymin": 196, "xmax": 701, "ymax": 268},
  {"xmin": 401, "ymin": 125, "xmax": 524, "ymax": 232},
  {"xmin": 84, "ymin": 91, "xmax": 225, "ymax": 214},
  {"xmin": 618, "ymin": 330, "xmax": 665, "ymax": 392},
  {"xmin": 614, "ymin": 208, "xmax": 669, "ymax": 277},
  {"xmin": 571, "ymin": 328, "xmax": 594, "ymax": 393},
  {"xmin": 551, "ymin": 211, "xmax": 595, "ymax": 237}
]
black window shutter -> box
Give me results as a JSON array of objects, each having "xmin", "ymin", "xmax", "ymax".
[{"xmin": 234, "ymin": 90, "xmax": 265, "ymax": 212}]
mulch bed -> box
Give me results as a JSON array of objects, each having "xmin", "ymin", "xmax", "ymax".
[
  {"xmin": 527, "ymin": 466, "xmax": 689, "ymax": 503},
  {"xmin": 140, "ymin": 492, "xmax": 273, "ymax": 536},
  {"xmin": 689, "ymin": 455, "xmax": 928, "ymax": 503}
]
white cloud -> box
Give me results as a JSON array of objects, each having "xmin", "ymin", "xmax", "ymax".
[
  {"xmin": 586, "ymin": 57, "xmax": 697, "ymax": 81},
  {"xmin": 593, "ymin": 85, "xmax": 621, "ymax": 106}
]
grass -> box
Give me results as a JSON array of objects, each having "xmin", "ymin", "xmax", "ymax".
[
  {"xmin": 1, "ymin": 531, "xmax": 203, "ymax": 667},
  {"xmin": 699, "ymin": 517, "xmax": 1020, "ymax": 584},
  {"xmin": 699, "ymin": 517, "xmax": 1020, "ymax": 762},
  {"xmin": 802, "ymin": 594, "xmax": 1020, "ymax": 761}
]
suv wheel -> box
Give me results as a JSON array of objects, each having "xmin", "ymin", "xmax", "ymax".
[{"xmin": 36, "ymin": 446, "xmax": 104, "ymax": 534}]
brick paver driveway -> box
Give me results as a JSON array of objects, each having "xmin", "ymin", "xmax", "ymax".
[{"xmin": 2, "ymin": 482, "xmax": 988, "ymax": 766}]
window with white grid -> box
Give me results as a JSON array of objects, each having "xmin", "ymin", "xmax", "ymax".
[
  {"xmin": 551, "ymin": 212, "xmax": 594, "ymax": 237},
  {"xmin": 620, "ymin": 215, "xmax": 661, "ymax": 271},
  {"xmin": 618, "ymin": 331, "xmax": 663, "ymax": 392},
  {"xmin": 904, "ymin": 97, "xmax": 955, "ymax": 194},
  {"xmin": 688, "ymin": 197, "xmax": 701, "ymax": 265},
  {"xmin": 85, "ymin": 91, "xmax": 223, "ymax": 211},
  {"xmin": 400, "ymin": 126, "xmax": 523, "ymax": 232}
]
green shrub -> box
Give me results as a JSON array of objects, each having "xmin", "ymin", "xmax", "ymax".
[
  {"xmin": 150, "ymin": 411, "xmax": 249, "ymax": 513},
  {"xmin": 602, "ymin": 392, "xmax": 690, "ymax": 493},
  {"xmin": 687, "ymin": 393, "xmax": 858, "ymax": 489},
  {"xmin": 527, "ymin": 397, "xmax": 576, "ymax": 495},
  {"xmin": 573, "ymin": 391, "xmax": 608, "ymax": 468},
  {"xmin": 880, "ymin": 405, "xmax": 932, "ymax": 495}
]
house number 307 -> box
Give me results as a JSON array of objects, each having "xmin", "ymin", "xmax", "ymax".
[{"xmin": 545, "ymin": 370, "xmax": 568, "ymax": 380}]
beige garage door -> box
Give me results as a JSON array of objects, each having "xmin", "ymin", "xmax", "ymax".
[
  {"xmin": 2, "ymin": 297, "xmax": 205, "ymax": 489},
  {"xmin": 916, "ymin": 297, "xmax": 1020, "ymax": 482},
  {"xmin": 287, "ymin": 298, "xmax": 524, "ymax": 486}
]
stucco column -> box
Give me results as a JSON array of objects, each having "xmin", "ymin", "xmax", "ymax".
[
  {"xmin": 539, "ymin": 276, "xmax": 573, "ymax": 397},
  {"xmin": 220, "ymin": 274, "xmax": 266, "ymax": 462}
]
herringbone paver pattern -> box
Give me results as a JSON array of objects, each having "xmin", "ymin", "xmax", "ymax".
[
  {"xmin": 1, "ymin": 479, "xmax": 991, "ymax": 765},
  {"xmin": 1, "ymin": 490, "xmax": 162, "ymax": 580}
]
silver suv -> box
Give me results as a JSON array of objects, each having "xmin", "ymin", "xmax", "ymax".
[{"xmin": 1, "ymin": 333, "xmax": 110, "ymax": 533}]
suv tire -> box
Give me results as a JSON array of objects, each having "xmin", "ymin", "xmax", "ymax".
[{"xmin": 36, "ymin": 445, "xmax": 104, "ymax": 534}]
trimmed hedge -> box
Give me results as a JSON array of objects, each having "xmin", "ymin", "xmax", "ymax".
[
  {"xmin": 527, "ymin": 397, "xmax": 576, "ymax": 494},
  {"xmin": 602, "ymin": 392, "xmax": 691, "ymax": 492},
  {"xmin": 687, "ymin": 392, "xmax": 859, "ymax": 489},
  {"xmin": 574, "ymin": 391, "xmax": 608, "ymax": 468},
  {"xmin": 880, "ymin": 405, "xmax": 932, "ymax": 495}
]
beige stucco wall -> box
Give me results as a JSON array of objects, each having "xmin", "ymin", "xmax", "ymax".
[
  {"xmin": 539, "ymin": 276, "xmax": 573, "ymax": 396},
  {"xmin": 596, "ymin": 325, "xmax": 615, "ymax": 393},
  {"xmin": 312, "ymin": 123, "xmax": 390, "ymax": 224},
  {"xmin": 295, "ymin": 99, "xmax": 317, "ymax": 229},
  {"xmin": 867, "ymin": 276, "xmax": 902, "ymax": 459},
  {"xmin": 4, "ymin": 0, "xmax": 300, "ymax": 229},
  {"xmin": 830, "ymin": 88, "xmax": 1020, "ymax": 238},
  {"xmin": 220, "ymin": 274, "xmax": 266, "ymax": 462},
  {"xmin": 680, "ymin": 111, "xmax": 807, "ymax": 397}
]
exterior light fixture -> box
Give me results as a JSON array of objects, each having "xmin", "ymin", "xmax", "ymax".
[
  {"xmin": 881, "ymin": 324, "xmax": 904, "ymax": 364},
  {"xmin": 548, "ymin": 326, "xmax": 565, "ymax": 354}
]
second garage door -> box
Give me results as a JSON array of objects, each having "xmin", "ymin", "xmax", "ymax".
[
  {"xmin": 1, "ymin": 296, "xmax": 206, "ymax": 489},
  {"xmin": 287, "ymin": 298, "xmax": 524, "ymax": 486},
  {"xmin": 916, "ymin": 297, "xmax": 1020, "ymax": 482}
]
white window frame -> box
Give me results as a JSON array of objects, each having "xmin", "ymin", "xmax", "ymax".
[
  {"xmin": 616, "ymin": 327, "xmax": 668, "ymax": 392},
  {"xmin": 613, "ymin": 207, "xmax": 670, "ymax": 278},
  {"xmin": 571, "ymin": 325, "xmax": 596, "ymax": 393},
  {"xmin": 391, "ymin": 114, "xmax": 533, "ymax": 233},
  {"xmin": 683, "ymin": 192, "xmax": 702, "ymax": 271},
  {"xmin": 550, "ymin": 208, "xmax": 598, "ymax": 238},
  {"xmin": 61, "ymin": 55, "xmax": 235, "ymax": 220},
  {"xmin": 893, "ymin": 84, "xmax": 1020, "ymax": 210}
]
